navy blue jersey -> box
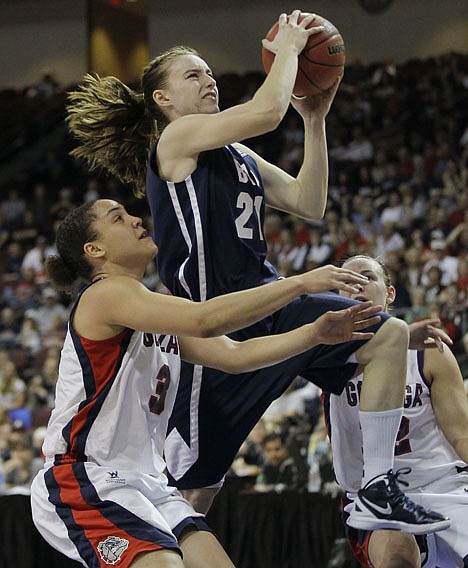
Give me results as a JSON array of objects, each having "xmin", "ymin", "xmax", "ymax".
[
  {"xmin": 147, "ymin": 144, "xmax": 278, "ymax": 302},
  {"xmin": 146, "ymin": 140, "xmax": 392, "ymax": 490}
]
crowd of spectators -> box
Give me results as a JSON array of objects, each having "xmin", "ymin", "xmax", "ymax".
[{"xmin": 0, "ymin": 52, "xmax": 467, "ymax": 496}]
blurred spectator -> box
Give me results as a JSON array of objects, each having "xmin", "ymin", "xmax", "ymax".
[
  {"xmin": 48, "ymin": 186, "xmax": 76, "ymax": 224},
  {"xmin": 0, "ymin": 307, "xmax": 21, "ymax": 350},
  {"xmin": 83, "ymin": 178, "xmax": 102, "ymax": 203},
  {"xmin": 17, "ymin": 314, "xmax": 41, "ymax": 356},
  {"xmin": 403, "ymin": 246, "xmax": 424, "ymax": 289},
  {"xmin": 9, "ymin": 209, "xmax": 40, "ymax": 250},
  {"xmin": 438, "ymin": 283, "xmax": 466, "ymax": 343},
  {"xmin": 29, "ymin": 71, "xmax": 59, "ymax": 99},
  {"xmin": 423, "ymin": 265, "xmax": 445, "ymax": 303},
  {"xmin": 2, "ymin": 242, "xmax": 25, "ymax": 284},
  {"xmin": 3, "ymin": 435, "xmax": 34, "ymax": 493},
  {"xmin": 1, "ymin": 189, "xmax": 26, "ymax": 228},
  {"xmin": 25, "ymin": 287, "xmax": 68, "ymax": 337},
  {"xmin": 262, "ymin": 378, "xmax": 320, "ymax": 426},
  {"xmin": 255, "ymin": 432, "xmax": 307, "ymax": 493},
  {"xmin": 373, "ymin": 221, "xmax": 405, "ymax": 262},
  {"xmin": 29, "ymin": 182, "xmax": 53, "ymax": 235},
  {"xmin": 306, "ymin": 227, "xmax": 334, "ymax": 269},
  {"xmin": 4, "ymin": 267, "xmax": 39, "ymax": 312},
  {"xmin": 445, "ymin": 216, "xmax": 468, "ymax": 257},
  {"xmin": 334, "ymin": 219, "xmax": 368, "ymax": 262},
  {"xmin": 379, "ymin": 190, "xmax": 406, "ymax": 227},
  {"xmin": 20, "ymin": 235, "xmax": 55, "ymax": 284},
  {"xmin": 231, "ymin": 419, "xmax": 267, "ymax": 479},
  {"xmin": 422, "ymin": 239, "xmax": 459, "ymax": 287},
  {"xmin": 307, "ymin": 409, "xmax": 336, "ymax": 495},
  {"xmin": 403, "ymin": 287, "xmax": 430, "ymax": 324},
  {"xmin": 0, "ymin": 357, "xmax": 26, "ymax": 412},
  {"xmin": 30, "ymin": 425, "xmax": 46, "ymax": 479}
]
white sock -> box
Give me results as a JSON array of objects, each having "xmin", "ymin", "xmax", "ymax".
[{"xmin": 359, "ymin": 407, "xmax": 403, "ymax": 486}]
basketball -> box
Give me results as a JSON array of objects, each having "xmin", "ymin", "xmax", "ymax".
[{"xmin": 262, "ymin": 13, "xmax": 345, "ymax": 97}]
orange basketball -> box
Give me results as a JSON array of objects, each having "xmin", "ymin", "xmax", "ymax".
[{"xmin": 262, "ymin": 13, "xmax": 345, "ymax": 97}]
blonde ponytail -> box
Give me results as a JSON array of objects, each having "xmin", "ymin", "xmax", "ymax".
[{"xmin": 66, "ymin": 74, "xmax": 156, "ymax": 198}]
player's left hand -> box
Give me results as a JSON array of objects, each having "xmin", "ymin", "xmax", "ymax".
[
  {"xmin": 291, "ymin": 75, "xmax": 342, "ymax": 119},
  {"xmin": 408, "ymin": 318, "xmax": 453, "ymax": 352},
  {"xmin": 313, "ymin": 301, "xmax": 382, "ymax": 345}
]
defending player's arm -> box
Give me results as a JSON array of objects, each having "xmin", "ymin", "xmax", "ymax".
[
  {"xmin": 178, "ymin": 301, "xmax": 381, "ymax": 373},
  {"xmin": 81, "ymin": 265, "xmax": 371, "ymax": 339},
  {"xmin": 425, "ymin": 346, "xmax": 468, "ymax": 463}
]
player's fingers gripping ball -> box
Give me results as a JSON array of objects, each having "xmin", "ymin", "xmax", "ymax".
[{"xmin": 262, "ymin": 12, "xmax": 345, "ymax": 97}]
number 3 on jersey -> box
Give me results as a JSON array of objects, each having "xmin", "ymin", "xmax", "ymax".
[
  {"xmin": 235, "ymin": 192, "xmax": 264, "ymax": 240},
  {"xmin": 149, "ymin": 364, "xmax": 171, "ymax": 415}
]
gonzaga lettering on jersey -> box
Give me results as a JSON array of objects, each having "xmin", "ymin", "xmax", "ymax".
[
  {"xmin": 146, "ymin": 144, "xmax": 278, "ymax": 303},
  {"xmin": 42, "ymin": 321, "xmax": 181, "ymax": 474},
  {"xmin": 324, "ymin": 350, "xmax": 466, "ymax": 494}
]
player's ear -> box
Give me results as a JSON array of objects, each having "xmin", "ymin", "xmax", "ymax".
[
  {"xmin": 83, "ymin": 241, "xmax": 105, "ymax": 259},
  {"xmin": 386, "ymin": 285, "xmax": 396, "ymax": 307},
  {"xmin": 152, "ymin": 89, "xmax": 171, "ymax": 108}
]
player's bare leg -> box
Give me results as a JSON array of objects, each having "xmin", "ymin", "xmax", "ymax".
[
  {"xmin": 368, "ymin": 531, "xmax": 420, "ymax": 568},
  {"xmin": 181, "ymin": 487, "xmax": 219, "ymax": 515},
  {"xmin": 179, "ymin": 529, "xmax": 235, "ymax": 568},
  {"xmin": 131, "ymin": 549, "xmax": 184, "ymax": 567},
  {"xmin": 356, "ymin": 317, "xmax": 408, "ymax": 411}
]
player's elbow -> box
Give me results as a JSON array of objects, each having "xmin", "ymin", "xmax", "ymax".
[
  {"xmin": 300, "ymin": 206, "xmax": 326, "ymax": 222},
  {"xmin": 192, "ymin": 319, "xmax": 217, "ymax": 339},
  {"xmin": 248, "ymin": 99, "xmax": 284, "ymax": 133}
]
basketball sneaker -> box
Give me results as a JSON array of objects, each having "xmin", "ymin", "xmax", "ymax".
[{"xmin": 346, "ymin": 468, "xmax": 450, "ymax": 534}]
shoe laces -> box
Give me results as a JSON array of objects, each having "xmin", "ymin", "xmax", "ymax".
[
  {"xmin": 386, "ymin": 468, "xmax": 434, "ymax": 514},
  {"xmin": 386, "ymin": 467, "xmax": 411, "ymax": 490}
]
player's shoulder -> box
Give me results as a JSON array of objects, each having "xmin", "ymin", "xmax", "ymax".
[{"xmin": 422, "ymin": 344, "xmax": 460, "ymax": 382}]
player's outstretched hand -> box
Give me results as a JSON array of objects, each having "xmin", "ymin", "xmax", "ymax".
[
  {"xmin": 301, "ymin": 264, "xmax": 370, "ymax": 295},
  {"xmin": 408, "ymin": 318, "xmax": 453, "ymax": 352},
  {"xmin": 313, "ymin": 301, "xmax": 382, "ymax": 345}
]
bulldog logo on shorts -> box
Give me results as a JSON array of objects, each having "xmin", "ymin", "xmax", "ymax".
[{"xmin": 97, "ymin": 536, "xmax": 129, "ymax": 565}]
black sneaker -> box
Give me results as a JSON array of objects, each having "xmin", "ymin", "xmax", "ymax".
[{"xmin": 346, "ymin": 468, "xmax": 450, "ymax": 534}]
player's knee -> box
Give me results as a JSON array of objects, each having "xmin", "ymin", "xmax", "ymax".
[
  {"xmin": 372, "ymin": 538, "xmax": 420, "ymax": 568},
  {"xmin": 377, "ymin": 551, "xmax": 419, "ymax": 568},
  {"xmin": 180, "ymin": 487, "xmax": 218, "ymax": 515},
  {"xmin": 376, "ymin": 317, "xmax": 409, "ymax": 352}
]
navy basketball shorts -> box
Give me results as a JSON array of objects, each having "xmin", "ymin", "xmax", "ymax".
[{"xmin": 165, "ymin": 292, "xmax": 391, "ymax": 490}]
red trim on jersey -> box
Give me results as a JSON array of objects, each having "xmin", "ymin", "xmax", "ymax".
[
  {"xmin": 52, "ymin": 464, "xmax": 164, "ymax": 568},
  {"xmin": 67, "ymin": 330, "xmax": 130, "ymax": 460},
  {"xmin": 348, "ymin": 533, "xmax": 373, "ymax": 568}
]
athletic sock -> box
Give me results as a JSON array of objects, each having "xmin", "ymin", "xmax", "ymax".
[{"xmin": 359, "ymin": 407, "xmax": 403, "ymax": 486}]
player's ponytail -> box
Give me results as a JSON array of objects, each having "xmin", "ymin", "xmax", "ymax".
[
  {"xmin": 67, "ymin": 74, "xmax": 156, "ymax": 198},
  {"xmin": 67, "ymin": 46, "xmax": 199, "ymax": 199},
  {"xmin": 46, "ymin": 201, "xmax": 98, "ymax": 293}
]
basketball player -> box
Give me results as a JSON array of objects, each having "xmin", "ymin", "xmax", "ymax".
[
  {"xmin": 66, "ymin": 11, "xmax": 450, "ymax": 532},
  {"xmin": 31, "ymin": 199, "xmax": 388, "ymax": 568},
  {"xmin": 324, "ymin": 255, "xmax": 468, "ymax": 567}
]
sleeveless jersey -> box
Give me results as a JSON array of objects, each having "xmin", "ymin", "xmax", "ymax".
[
  {"xmin": 324, "ymin": 350, "xmax": 466, "ymax": 493},
  {"xmin": 146, "ymin": 144, "xmax": 278, "ymax": 303},
  {"xmin": 42, "ymin": 299, "xmax": 181, "ymax": 476}
]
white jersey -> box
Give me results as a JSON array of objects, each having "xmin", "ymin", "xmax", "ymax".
[
  {"xmin": 43, "ymin": 318, "xmax": 181, "ymax": 475},
  {"xmin": 325, "ymin": 349, "xmax": 466, "ymax": 494},
  {"xmin": 327, "ymin": 350, "xmax": 468, "ymax": 566}
]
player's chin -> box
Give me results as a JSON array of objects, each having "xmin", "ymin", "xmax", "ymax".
[{"xmin": 202, "ymin": 99, "xmax": 220, "ymax": 113}]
